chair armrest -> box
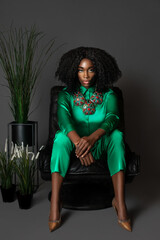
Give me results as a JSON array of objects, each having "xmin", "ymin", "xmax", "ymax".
[
  {"xmin": 125, "ymin": 143, "xmax": 140, "ymax": 177},
  {"xmin": 38, "ymin": 144, "xmax": 52, "ymax": 173}
]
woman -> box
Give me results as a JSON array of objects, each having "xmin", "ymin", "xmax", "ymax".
[{"xmin": 49, "ymin": 47, "xmax": 131, "ymax": 232}]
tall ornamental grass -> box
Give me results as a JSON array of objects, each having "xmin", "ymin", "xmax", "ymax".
[{"xmin": 0, "ymin": 25, "xmax": 55, "ymax": 123}]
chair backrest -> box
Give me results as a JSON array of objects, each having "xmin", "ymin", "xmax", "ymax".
[{"xmin": 47, "ymin": 86, "xmax": 64, "ymax": 148}]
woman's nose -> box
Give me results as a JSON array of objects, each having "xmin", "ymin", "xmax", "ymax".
[{"xmin": 84, "ymin": 71, "xmax": 88, "ymax": 78}]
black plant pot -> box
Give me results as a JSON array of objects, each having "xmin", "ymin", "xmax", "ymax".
[
  {"xmin": 0, "ymin": 184, "xmax": 16, "ymax": 202},
  {"xmin": 16, "ymin": 191, "xmax": 33, "ymax": 209},
  {"xmin": 10, "ymin": 121, "xmax": 36, "ymax": 146}
]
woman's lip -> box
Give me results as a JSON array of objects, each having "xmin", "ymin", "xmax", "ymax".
[{"xmin": 83, "ymin": 81, "xmax": 90, "ymax": 83}]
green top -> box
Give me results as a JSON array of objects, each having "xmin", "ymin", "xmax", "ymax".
[{"xmin": 57, "ymin": 85, "xmax": 120, "ymax": 137}]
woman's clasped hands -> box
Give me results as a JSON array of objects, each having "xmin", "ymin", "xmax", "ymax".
[{"xmin": 75, "ymin": 136, "xmax": 96, "ymax": 166}]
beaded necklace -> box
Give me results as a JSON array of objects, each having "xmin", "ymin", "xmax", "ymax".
[{"xmin": 73, "ymin": 90, "xmax": 103, "ymax": 115}]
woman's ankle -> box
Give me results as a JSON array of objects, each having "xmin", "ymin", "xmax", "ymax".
[{"xmin": 49, "ymin": 202, "xmax": 61, "ymax": 220}]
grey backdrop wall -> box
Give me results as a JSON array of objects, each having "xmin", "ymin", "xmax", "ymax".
[{"xmin": 0, "ymin": 0, "xmax": 160, "ymax": 181}]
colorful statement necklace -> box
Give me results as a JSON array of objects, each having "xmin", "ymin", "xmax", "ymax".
[{"xmin": 73, "ymin": 90, "xmax": 103, "ymax": 115}]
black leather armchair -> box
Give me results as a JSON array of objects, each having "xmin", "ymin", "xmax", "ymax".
[{"xmin": 38, "ymin": 86, "xmax": 140, "ymax": 210}]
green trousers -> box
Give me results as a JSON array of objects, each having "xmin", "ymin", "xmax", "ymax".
[{"xmin": 50, "ymin": 129, "xmax": 126, "ymax": 178}]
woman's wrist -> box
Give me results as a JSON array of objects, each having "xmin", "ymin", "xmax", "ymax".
[
  {"xmin": 90, "ymin": 129, "xmax": 106, "ymax": 142},
  {"xmin": 67, "ymin": 130, "xmax": 81, "ymax": 146},
  {"xmin": 89, "ymin": 132, "xmax": 99, "ymax": 142},
  {"xmin": 74, "ymin": 139, "xmax": 80, "ymax": 146}
]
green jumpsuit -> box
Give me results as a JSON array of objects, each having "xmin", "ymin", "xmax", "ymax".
[{"xmin": 50, "ymin": 85, "xmax": 126, "ymax": 177}]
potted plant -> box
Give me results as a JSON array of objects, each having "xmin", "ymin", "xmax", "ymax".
[
  {"xmin": 0, "ymin": 139, "xmax": 15, "ymax": 202},
  {"xmin": 11, "ymin": 142, "xmax": 44, "ymax": 209},
  {"xmin": 0, "ymin": 25, "xmax": 55, "ymax": 146}
]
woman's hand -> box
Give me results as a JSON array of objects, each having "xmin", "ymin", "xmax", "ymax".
[
  {"xmin": 79, "ymin": 152, "xmax": 95, "ymax": 166},
  {"xmin": 75, "ymin": 136, "xmax": 96, "ymax": 158},
  {"xmin": 75, "ymin": 129, "xmax": 106, "ymax": 158}
]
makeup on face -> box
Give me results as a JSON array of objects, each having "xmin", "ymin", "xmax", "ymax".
[{"xmin": 78, "ymin": 58, "xmax": 96, "ymax": 88}]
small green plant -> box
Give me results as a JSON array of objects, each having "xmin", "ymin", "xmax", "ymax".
[
  {"xmin": 13, "ymin": 150, "xmax": 36, "ymax": 195},
  {"xmin": 0, "ymin": 139, "xmax": 14, "ymax": 189},
  {"xmin": 11, "ymin": 142, "xmax": 44, "ymax": 195},
  {"xmin": 0, "ymin": 25, "xmax": 55, "ymax": 123}
]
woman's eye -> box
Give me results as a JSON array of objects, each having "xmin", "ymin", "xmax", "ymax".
[{"xmin": 78, "ymin": 68, "xmax": 94, "ymax": 73}]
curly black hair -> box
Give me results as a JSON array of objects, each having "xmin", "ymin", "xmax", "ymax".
[{"xmin": 55, "ymin": 46, "xmax": 122, "ymax": 93}]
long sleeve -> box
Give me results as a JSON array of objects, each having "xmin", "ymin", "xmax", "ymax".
[
  {"xmin": 57, "ymin": 89, "xmax": 76, "ymax": 135},
  {"xmin": 99, "ymin": 91, "xmax": 120, "ymax": 134}
]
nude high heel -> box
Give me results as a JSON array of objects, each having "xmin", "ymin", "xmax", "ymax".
[
  {"xmin": 112, "ymin": 198, "xmax": 132, "ymax": 232},
  {"xmin": 48, "ymin": 217, "xmax": 62, "ymax": 232},
  {"xmin": 48, "ymin": 202, "xmax": 62, "ymax": 232}
]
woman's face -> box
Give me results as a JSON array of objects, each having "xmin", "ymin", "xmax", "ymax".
[{"xmin": 78, "ymin": 58, "xmax": 96, "ymax": 89}]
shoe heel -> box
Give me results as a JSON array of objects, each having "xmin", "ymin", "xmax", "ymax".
[
  {"xmin": 112, "ymin": 198, "xmax": 132, "ymax": 232},
  {"xmin": 49, "ymin": 201, "xmax": 63, "ymax": 232}
]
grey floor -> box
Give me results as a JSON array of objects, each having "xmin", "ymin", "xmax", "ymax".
[{"xmin": 0, "ymin": 172, "xmax": 160, "ymax": 240}]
